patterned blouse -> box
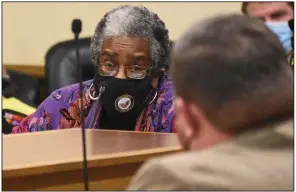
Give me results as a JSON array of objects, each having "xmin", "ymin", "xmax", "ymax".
[{"xmin": 12, "ymin": 74, "xmax": 175, "ymax": 133}]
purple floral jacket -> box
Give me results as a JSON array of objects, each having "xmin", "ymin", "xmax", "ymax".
[{"xmin": 12, "ymin": 74, "xmax": 175, "ymax": 133}]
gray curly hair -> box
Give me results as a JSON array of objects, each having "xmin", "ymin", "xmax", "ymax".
[{"xmin": 90, "ymin": 5, "xmax": 170, "ymax": 69}]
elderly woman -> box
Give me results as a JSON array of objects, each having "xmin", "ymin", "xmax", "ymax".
[{"xmin": 12, "ymin": 5, "xmax": 175, "ymax": 133}]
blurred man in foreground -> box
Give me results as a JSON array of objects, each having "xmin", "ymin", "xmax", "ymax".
[{"xmin": 128, "ymin": 14, "xmax": 293, "ymax": 190}]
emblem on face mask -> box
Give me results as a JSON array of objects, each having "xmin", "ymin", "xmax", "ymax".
[{"xmin": 115, "ymin": 94, "xmax": 134, "ymax": 112}]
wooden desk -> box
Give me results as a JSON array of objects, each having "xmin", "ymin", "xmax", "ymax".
[
  {"xmin": 4, "ymin": 64, "xmax": 45, "ymax": 78},
  {"xmin": 3, "ymin": 129, "xmax": 181, "ymax": 190}
]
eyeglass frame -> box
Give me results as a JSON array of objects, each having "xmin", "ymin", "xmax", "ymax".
[{"xmin": 95, "ymin": 61, "xmax": 155, "ymax": 79}]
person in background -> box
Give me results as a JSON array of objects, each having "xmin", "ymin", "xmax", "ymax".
[
  {"xmin": 128, "ymin": 14, "xmax": 293, "ymax": 190},
  {"xmin": 288, "ymin": 18, "xmax": 294, "ymax": 69},
  {"xmin": 12, "ymin": 5, "xmax": 175, "ymax": 133},
  {"xmin": 242, "ymin": 2, "xmax": 294, "ymax": 54},
  {"xmin": 2, "ymin": 67, "xmax": 36, "ymax": 134}
]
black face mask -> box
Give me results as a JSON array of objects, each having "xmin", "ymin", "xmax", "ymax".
[{"xmin": 93, "ymin": 74, "xmax": 154, "ymax": 118}]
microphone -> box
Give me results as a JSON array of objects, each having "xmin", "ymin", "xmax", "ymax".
[
  {"xmin": 97, "ymin": 81, "xmax": 108, "ymax": 100},
  {"xmin": 71, "ymin": 19, "xmax": 89, "ymax": 191},
  {"xmin": 88, "ymin": 81, "xmax": 108, "ymax": 128},
  {"xmin": 72, "ymin": 19, "xmax": 82, "ymax": 40}
]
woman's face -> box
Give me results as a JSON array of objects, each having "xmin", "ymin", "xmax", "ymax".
[{"xmin": 99, "ymin": 37, "xmax": 151, "ymax": 79}]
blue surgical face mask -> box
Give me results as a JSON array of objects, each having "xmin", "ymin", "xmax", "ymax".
[{"xmin": 265, "ymin": 22, "xmax": 292, "ymax": 53}]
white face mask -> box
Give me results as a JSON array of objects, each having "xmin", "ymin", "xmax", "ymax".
[{"xmin": 265, "ymin": 21, "xmax": 293, "ymax": 53}]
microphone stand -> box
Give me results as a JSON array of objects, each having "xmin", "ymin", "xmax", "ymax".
[{"xmin": 72, "ymin": 19, "xmax": 89, "ymax": 191}]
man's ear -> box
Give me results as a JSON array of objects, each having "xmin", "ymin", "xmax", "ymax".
[
  {"xmin": 187, "ymin": 102, "xmax": 206, "ymax": 132},
  {"xmin": 175, "ymin": 97, "xmax": 195, "ymax": 139},
  {"xmin": 177, "ymin": 99, "xmax": 206, "ymax": 139}
]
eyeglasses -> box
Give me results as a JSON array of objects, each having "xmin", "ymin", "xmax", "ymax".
[{"xmin": 98, "ymin": 61, "xmax": 150, "ymax": 79}]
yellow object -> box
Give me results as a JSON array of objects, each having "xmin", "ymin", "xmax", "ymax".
[{"xmin": 2, "ymin": 97, "xmax": 36, "ymax": 115}]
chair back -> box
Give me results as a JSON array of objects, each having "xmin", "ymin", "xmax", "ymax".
[{"xmin": 45, "ymin": 37, "xmax": 95, "ymax": 95}]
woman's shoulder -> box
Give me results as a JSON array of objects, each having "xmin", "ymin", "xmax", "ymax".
[
  {"xmin": 158, "ymin": 73, "xmax": 175, "ymax": 99},
  {"xmin": 52, "ymin": 80, "xmax": 93, "ymax": 95},
  {"xmin": 148, "ymin": 73, "xmax": 175, "ymax": 132},
  {"xmin": 42, "ymin": 80, "xmax": 93, "ymax": 109},
  {"xmin": 50, "ymin": 80, "xmax": 93, "ymax": 100}
]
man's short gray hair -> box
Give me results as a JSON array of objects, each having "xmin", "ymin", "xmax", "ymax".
[
  {"xmin": 170, "ymin": 14, "xmax": 293, "ymax": 132},
  {"xmin": 91, "ymin": 5, "xmax": 170, "ymax": 69}
]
